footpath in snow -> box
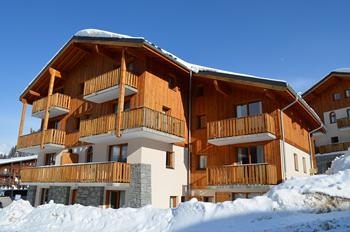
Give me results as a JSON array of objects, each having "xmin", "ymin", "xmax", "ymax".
[{"xmin": 1, "ymin": 153, "xmax": 350, "ymax": 231}]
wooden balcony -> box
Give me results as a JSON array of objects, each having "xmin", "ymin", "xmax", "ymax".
[
  {"xmin": 79, "ymin": 107, "xmax": 185, "ymax": 143},
  {"xmin": 337, "ymin": 117, "xmax": 350, "ymax": 130},
  {"xmin": 83, "ymin": 68, "xmax": 138, "ymax": 103},
  {"xmin": 20, "ymin": 162, "xmax": 130, "ymax": 184},
  {"xmin": 207, "ymin": 113, "xmax": 277, "ymax": 146},
  {"xmin": 207, "ymin": 163, "xmax": 278, "ymax": 186},
  {"xmin": 317, "ymin": 142, "xmax": 350, "ymax": 154},
  {"xmin": 17, "ymin": 129, "xmax": 66, "ymax": 153},
  {"xmin": 32, "ymin": 93, "xmax": 71, "ymax": 119}
]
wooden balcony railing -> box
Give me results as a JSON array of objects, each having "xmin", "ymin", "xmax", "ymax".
[
  {"xmin": 80, "ymin": 107, "xmax": 185, "ymax": 138},
  {"xmin": 207, "ymin": 163, "xmax": 277, "ymax": 185},
  {"xmin": 337, "ymin": 117, "xmax": 350, "ymax": 129},
  {"xmin": 83, "ymin": 68, "xmax": 138, "ymax": 96},
  {"xmin": 318, "ymin": 142, "xmax": 350, "ymax": 154},
  {"xmin": 17, "ymin": 129, "xmax": 66, "ymax": 150},
  {"xmin": 207, "ymin": 113, "xmax": 276, "ymax": 139},
  {"xmin": 32, "ymin": 93, "xmax": 71, "ymax": 115},
  {"xmin": 20, "ymin": 162, "xmax": 130, "ymax": 183}
]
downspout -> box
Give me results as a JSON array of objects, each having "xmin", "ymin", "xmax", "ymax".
[
  {"xmin": 308, "ymin": 124, "xmax": 323, "ymax": 175},
  {"xmin": 187, "ymin": 70, "xmax": 192, "ymax": 198},
  {"xmin": 280, "ymin": 95, "xmax": 299, "ymax": 180}
]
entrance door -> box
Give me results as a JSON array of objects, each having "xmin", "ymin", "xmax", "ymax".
[{"xmin": 106, "ymin": 190, "xmax": 121, "ymax": 209}]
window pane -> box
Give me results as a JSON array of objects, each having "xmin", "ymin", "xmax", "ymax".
[
  {"xmin": 333, "ymin": 93, "xmax": 341, "ymax": 101},
  {"xmin": 238, "ymin": 147, "xmax": 249, "ymax": 164},
  {"xmin": 199, "ymin": 155, "xmax": 207, "ymax": 169},
  {"xmin": 257, "ymin": 145, "xmax": 264, "ymax": 163},
  {"xmin": 121, "ymin": 145, "xmax": 128, "ymax": 162},
  {"xmin": 110, "ymin": 146, "xmax": 120, "ymax": 162},
  {"xmin": 236, "ymin": 105, "xmax": 248, "ymax": 118},
  {"xmin": 248, "ymin": 101, "xmax": 262, "ymax": 116}
]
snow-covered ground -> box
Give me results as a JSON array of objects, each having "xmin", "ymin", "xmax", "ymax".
[{"xmin": 1, "ymin": 153, "xmax": 350, "ymax": 232}]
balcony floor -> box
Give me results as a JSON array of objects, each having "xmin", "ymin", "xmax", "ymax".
[
  {"xmin": 17, "ymin": 144, "xmax": 65, "ymax": 154},
  {"xmin": 79, "ymin": 127, "xmax": 185, "ymax": 144},
  {"xmin": 84, "ymin": 85, "xmax": 137, "ymax": 104},
  {"xmin": 32, "ymin": 107, "xmax": 70, "ymax": 119},
  {"xmin": 208, "ymin": 132, "xmax": 276, "ymax": 146}
]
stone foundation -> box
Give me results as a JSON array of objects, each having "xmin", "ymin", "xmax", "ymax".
[
  {"xmin": 76, "ymin": 186, "xmax": 104, "ymax": 207},
  {"xmin": 48, "ymin": 186, "xmax": 70, "ymax": 204},
  {"xmin": 126, "ymin": 163, "xmax": 151, "ymax": 208}
]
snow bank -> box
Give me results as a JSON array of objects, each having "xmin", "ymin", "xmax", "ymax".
[{"xmin": 326, "ymin": 151, "xmax": 350, "ymax": 174}]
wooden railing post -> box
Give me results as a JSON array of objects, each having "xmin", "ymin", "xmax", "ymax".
[
  {"xmin": 115, "ymin": 49, "xmax": 126, "ymax": 137},
  {"xmin": 18, "ymin": 98, "xmax": 27, "ymax": 139},
  {"xmin": 41, "ymin": 68, "xmax": 60, "ymax": 149}
]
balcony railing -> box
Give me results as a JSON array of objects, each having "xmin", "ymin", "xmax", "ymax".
[
  {"xmin": 20, "ymin": 162, "xmax": 130, "ymax": 183},
  {"xmin": 207, "ymin": 113, "xmax": 276, "ymax": 139},
  {"xmin": 337, "ymin": 117, "xmax": 350, "ymax": 129},
  {"xmin": 32, "ymin": 93, "xmax": 71, "ymax": 115},
  {"xmin": 80, "ymin": 107, "xmax": 185, "ymax": 138},
  {"xmin": 318, "ymin": 142, "xmax": 350, "ymax": 154},
  {"xmin": 83, "ymin": 68, "xmax": 138, "ymax": 96},
  {"xmin": 207, "ymin": 163, "xmax": 277, "ymax": 185},
  {"xmin": 17, "ymin": 129, "xmax": 66, "ymax": 150}
]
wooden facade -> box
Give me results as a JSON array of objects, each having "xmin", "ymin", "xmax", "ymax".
[
  {"xmin": 17, "ymin": 34, "xmax": 321, "ymax": 192},
  {"xmin": 0, "ymin": 157, "xmax": 37, "ymax": 187},
  {"xmin": 32, "ymin": 93, "xmax": 71, "ymax": 115}
]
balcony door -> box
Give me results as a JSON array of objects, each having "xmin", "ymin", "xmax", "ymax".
[
  {"xmin": 105, "ymin": 190, "xmax": 125, "ymax": 209},
  {"xmin": 236, "ymin": 101, "xmax": 262, "ymax": 118},
  {"xmin": 237, "ymin": 145, "xmax": 264, "ymax": 164},
  {"xmin": 109, "ymin": 144, "xmax": 127, "ymax": 163}
]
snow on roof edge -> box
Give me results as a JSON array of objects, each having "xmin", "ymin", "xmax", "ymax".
[{"xmin": 0, "ymin": 155, "xmax": 37, "ymax": 165}]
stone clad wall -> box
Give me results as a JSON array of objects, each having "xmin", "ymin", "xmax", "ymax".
[
  {"xmin": 126, "ymin": 163, "xmax": 152, "ymax": 208},
  {"xmin": 48, "ymin": 186, "xmax": 70, "ymax": 204},
  {"xmin": 76, "ymin": 186, "xmax": 104, "ymax": 207}
]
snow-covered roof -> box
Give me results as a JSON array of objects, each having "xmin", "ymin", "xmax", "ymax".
[
  {"xmin": 0, "ymin": 155, "xmax": 37, "ymax": 165},
  {"xmin": 332, "ymin": 68, "xmax": 350, "ymax": 73}
]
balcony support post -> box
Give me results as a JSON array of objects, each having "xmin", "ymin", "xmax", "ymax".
[
  {"xmin": 41, "ymin": 68, "xmax": 59, "ymax": 149},
  {"xmin": 18, "ymin": 98, "xmax": 27, "ymax": 139},
  {"xmin": 115, "ymin": 49, "xmax": 126, "ymax": 137}
]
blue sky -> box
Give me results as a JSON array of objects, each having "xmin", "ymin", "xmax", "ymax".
[{"xmin": 0, "ymin": 0, "xmax": 350, "ymax": 153}]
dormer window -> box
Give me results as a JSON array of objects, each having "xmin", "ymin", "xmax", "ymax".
[{"xmin": 333, "ymin": 93, "xmax": 341, "ymax": 101}]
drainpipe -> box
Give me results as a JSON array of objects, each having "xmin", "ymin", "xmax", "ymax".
[
  {"xmin": 308, "ymin": 124, "xmax": 323, "ymax": 175},
  {"xmin": 280, "ymin": 95, "xmax": 299, "ymax": 180},
  {"xmin": 187, "ymin": 70, "xmax": 192, "ymax": 198}
]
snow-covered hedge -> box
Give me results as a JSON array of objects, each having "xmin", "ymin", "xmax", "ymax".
[{"xmin": 326, "ymin": 151, "xmax": 350, "ymax": 174}]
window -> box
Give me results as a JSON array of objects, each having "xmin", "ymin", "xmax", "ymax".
[
  {"xmin": 294, "ymin": 153, "xmax": 299, "ymax": 171},
  {"xmin": 237, "ymin": 145, "xmax": 264, "ymax": 164},
  {"xmin": 329, "ymin": 112, "xmax": 336, "ymax": 124},
  {"xmin": 170, "ymin": 196, "xmax": 177, "ymax": 208},
  {"xmin": 302, "ymin": 157, "xmax": 307, "ymax": 174},
  {"xmin": 86, "ymin": 146, "xmax": 93, "ymax": 163},
  {"xmin": 79, "ymin": 83, "xmax": 85, "ymax": 95},
  {"xmin": 333, "ymin": 92, "xmax": 341, "ymax": 101},
  {"xmin": 198, "ymin": 155, "xmax": 207, "ymax": 170},
  {"xmin": 40, "ymin": 188, "xmax": 49, "ymax": 205},
  {"xmin": 168, "ymin": 76, "xmax": 176, "ymax": 90},
  {"xmin": 45, "ymin": 153, "xmax": 55, "ymax": 166},
  {"xmin": 347, "ymin": 109, "xmax": 350, "ymax": 118},
  {"xmin": 236, "ymin": 101, "xmax": 262, "ymax": 118},
  {"xmin": 109, "ymin": 144, "xmax": 128, "ymax": 163},
  {"xmin": 106, "ymin": 190, "xmax": 125, "ymax": 209},
  {"xmin": 197, "ymin": 115, "xmax": 207, "ymax": 129},
  {"xmin": 166, "ymin": 151, "xmax": 175, "ymax": 169},
  {"xmin": 195, "ymin": 85, "xmax": 204, "ymax": 97},
  {"xmin": 70, "ymin": 189, "xmax": 78, "ymax": 204},
  {"xmin": 346, "ymin": 90, "xmax": 350, "ymax": 98},
  {"xmin": 162, "ymin": 106, "xmax": 170, "ymax": 115},
  {"xmin": 113, "ymin": 100, "xmax": 130, "ymax": 113},
  {"xmin": 127, "ymin": 62, "xmax": 134, "ymax": 72},
  {"xmin": 331, "ymin": 136, "xmax": 339, "ymax": 144}
]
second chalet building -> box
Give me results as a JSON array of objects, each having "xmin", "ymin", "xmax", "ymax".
[{"xmin": 17, "ymin": 29, "xmax": 322, "ymax": 208}]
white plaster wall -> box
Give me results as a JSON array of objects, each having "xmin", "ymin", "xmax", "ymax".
[
  {"xmin": 315, "ymin": 106, "xmax": 350, "ymax": 147},
  {"xmin": 282, "ymin": 141, "xmax": 311, "ymax": 178}
]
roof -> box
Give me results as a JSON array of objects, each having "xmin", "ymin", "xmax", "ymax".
[
  {"xmin": 0, "ymin": 155, "xmax": 37, "ymax": 165},
  {"xmin": 20, "ymin": 29, "xmax": 323, "ymax": 127},
  {"xmin": 303, "ymin": 69, "xmax": 350, "ymax": 98}
]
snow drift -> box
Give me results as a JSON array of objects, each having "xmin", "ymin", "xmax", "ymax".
[
  {"xmin": 1, "ymin": 157, "xmax": 350, "ymax": 231},
  {"xmin": 326, "ymin": 151, "xmax": 350, "ymax": 174}
]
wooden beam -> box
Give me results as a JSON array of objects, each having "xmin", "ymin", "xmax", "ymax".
[
  {"xmin": 40, "ymin": 71, "xmax": 56, "ymax": 149},
  {"xmin": 49, "ymin": 67, "xmax": 62, "ymax": 79},
  {"xmin": 28, "ymin": 90, "xmax": 41, "ymax": 97},
  {"xmin": 115, "ymin": 49, "xmax": 126, "ymax": 137},
  {"xmin": 213, "ymin": 80, "xmax": 230, "ymax": 97},
  {"xmin": 17, "ymin": 99, "xmax": 27, "ymax": 139}
]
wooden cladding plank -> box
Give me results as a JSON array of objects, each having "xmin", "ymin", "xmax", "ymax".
[
  {"xmin": 337, "ymin": 117, "xmax": 350, "ymax": 129},
  {"xmin": 318, "ymin": 142, "xmax": 350, "ymax": 154},
  {"xmin": 32, "ymin": 93, "xmax": 71, "ymax": 114},
  {"xmin": 20, "ymin": 162, "xmax": 131, "ymax": 183},
  {"xmin": 207, "ymin": 113, "xmax": 276, "ymax": 139},
  {"xmin": 17, "ymin": 129, "xmax": 66, "ymax": 149},
  {"xmin": 83, "ymin": 67, "xmax": 138, "ymax": 96},
  {"xmin": 207, "ymin": 164, "xmax": 277, "ymax": 186}
]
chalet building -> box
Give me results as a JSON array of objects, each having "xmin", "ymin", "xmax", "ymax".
[
  {"xmin": 17, "ymin": 29, "xmax": 322, "ymax": 208},
  {"xmin": 0, "ymin": 155, "xmax": 37, "ymax": 188},
  {"xmin": 303, "ymin": 69, "xmax": 350, "ymax": 173}
]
